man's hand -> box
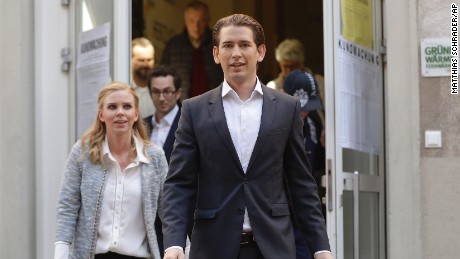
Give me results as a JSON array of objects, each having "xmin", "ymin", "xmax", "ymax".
[
  {"xmin": 163, "ymin": 247, "xmax": 185, "ymax": 259},
  {"xmin": 314, "ymin": 251, "xmax": 334, "ymax": 259}
]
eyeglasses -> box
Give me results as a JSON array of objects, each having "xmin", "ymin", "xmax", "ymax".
[{"xmin": 150, "ymin": 89, "xmax": 177, "ymax": 98}]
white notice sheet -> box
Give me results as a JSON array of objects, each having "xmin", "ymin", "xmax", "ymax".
[
  {"xmin": 76, "ymin": 23, "xmax": 111, "ymax": 138},
  {"xmin": 337, "ymin": 36, "xmax": 382, "ymax": 154}
]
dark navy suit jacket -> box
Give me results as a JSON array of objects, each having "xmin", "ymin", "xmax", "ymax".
[
  {"xmin": 161, "ymin": 84, "xmax": 330, "ymax": 259},
  {"xmin": 143, "ymin": 108, "xmax": 181, "ymax": 164},
  {"xmin": 143, "ymin": 108, "xmax": 180, "ymax": 257}
]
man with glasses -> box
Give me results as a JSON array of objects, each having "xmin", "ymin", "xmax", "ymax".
[
  {"xmin": 144, "ymin": 65, "xmax": 184, "ymax": 259},
  {"xmin": 144, "ymin": 65, "xmax": 182, "ymax": 163}
]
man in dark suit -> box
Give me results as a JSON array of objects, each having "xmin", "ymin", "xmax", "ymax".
[
  {"xmin": 144, "ymin": 65, "xmax": 182, "ymax": 163},
  {"xmin": 161, "ymin": 1, "xmax": 223, "ymax": 100},
  {"xmin": 162, "ymin": 14, "xmax": 333, "ymax": 259}
]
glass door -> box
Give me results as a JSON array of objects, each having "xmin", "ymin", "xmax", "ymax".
[
  {"xmin": 71, "ymin": 0, "xmax": 131, "ymax": 139},
  {"xmin": 323, "ymin": 0, "xmax": 386, "ymax": 258}
]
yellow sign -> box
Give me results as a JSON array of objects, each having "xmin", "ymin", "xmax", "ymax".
[{"xmin": 341, "ymin": 0, "xmax": 373, "ymax": 49}]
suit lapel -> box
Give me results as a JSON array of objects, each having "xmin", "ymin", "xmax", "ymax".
[
  {"xmin": 247, "ymin": 85, "xmax": 278, "ymax": 173},
  {"xmin": 163, "ymin": 108, "xmax": 181, "ymax": 162},
  {"xmin": 208, "ymin": 86, "xmax": 244, "ymax": 173}
]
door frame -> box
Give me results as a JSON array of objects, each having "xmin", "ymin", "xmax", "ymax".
[{"xmin": 323, "ymin": 0, "xmax": 386, "ymax": 258}]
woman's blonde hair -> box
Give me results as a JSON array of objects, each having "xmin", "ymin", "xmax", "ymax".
[{"xmin": 80, "ymin": 81, "xmax": 149, "ymax": 164}]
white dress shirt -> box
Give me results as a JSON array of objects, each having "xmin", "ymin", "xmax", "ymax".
[
  {"xmin": 150, "ymin": 104, "xmax": 179, "ymax": 147},
  {"xmin": 222, "ymin": 79, "xmax": 263, "ymax": 232},
  {"xmin": 54, "ymin": 137, "xmax": 151, "ymax": 259}
]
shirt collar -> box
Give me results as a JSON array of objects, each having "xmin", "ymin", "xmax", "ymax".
[
  {"xmin": 102, "ymin": 135, "xmax": 150, "ymax": 164},
  {"xmin": 221, "ymin": 78, "xmax": 263, "ymax": 98},
  {"xmin": 152, "ymin": 104, "xmax": 179, "ymax": 127}
]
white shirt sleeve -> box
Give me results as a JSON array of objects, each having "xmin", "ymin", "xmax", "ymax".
[
  {"xmin": 165, "ymin": 245, "xmax": 183, "ymax": 251},
  {"xmin": 314, "ymin": 250, "xmax": 333, "ymax": 257},
  {"xmin": 54, "ymin": 241, "xmax": 70, "ymax": 259}
]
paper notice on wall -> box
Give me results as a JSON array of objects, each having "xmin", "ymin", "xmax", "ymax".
[
  {"xmin": 76, "ymin": 23, "xmax": 111, "ymax": 138},
  {"xmin": 341, "ymin": 0, "xmax": 373, "ymax": 49},
  {"xmin": 338, "ymin": 36, "xmax": 382, "ymax": 154}
]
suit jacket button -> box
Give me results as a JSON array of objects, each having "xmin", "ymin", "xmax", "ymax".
[{"xmin": 237, "ymin": 208, "xmax": 244, "ymax": 214}]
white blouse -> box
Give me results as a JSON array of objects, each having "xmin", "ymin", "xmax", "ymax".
[{"xmin": 54, "ymin": 137, "xmax": 151, "ymax": 259}]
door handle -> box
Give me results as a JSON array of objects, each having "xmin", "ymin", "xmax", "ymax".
[
  {"xmin": 353, "ymin": 171, "xmax": 360, "ymax": 259},
  {"xmin": 326, "ymin": 159, "xmax": 333, "ymax": 212}
]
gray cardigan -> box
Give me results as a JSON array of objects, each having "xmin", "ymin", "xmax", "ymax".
[{"xmin": 55, "ymin": 140, "xmax": 168, "ymax": 259}]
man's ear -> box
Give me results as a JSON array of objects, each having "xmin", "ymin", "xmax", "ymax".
[
  {"xmin": 257, "ymin": 44, "xmax": 266, "ymax": 62},
  {"xmin": 175, "ymin": 88, "xmax": 182, "ymax": 101},
  {"xmin": 213, "ymin": 46, "xmax": 220, "ymax": 64}
]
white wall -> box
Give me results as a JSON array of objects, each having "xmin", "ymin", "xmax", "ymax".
[
  {"xmin": 1, "ymin": 0, "xmax": 71, "ymax": 258},
  {"xmin": 34, "ymin": 1, "xmax": 72, "ymax": 258},
  {"xmin": 418, "ymin": 0, "xmax": 460, "ymax": 258},
  {"xmin": 385, "ymin": 0, "xmax": 422, "ymax": 258},
  {"xmin": 386, "ymin": 0, "xmax": 460, "ymax": 258},
  {"xmin": 0, "ymin": 0, "xmax": 36, "ymax": 258}
]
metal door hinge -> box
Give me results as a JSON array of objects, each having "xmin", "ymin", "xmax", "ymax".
[
  {"xmin": 380, "ymin": 39, "xmax": 387, "ymax": 64},
  {"xmin": 61, "ymin": 48, "xmax": 72, "ymax": 72},
  {"xmin": 61, "ymin": 0, "xmax": 70, "ymax": 6}
]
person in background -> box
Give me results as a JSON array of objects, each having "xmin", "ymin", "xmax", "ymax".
[
  {"xmin": 284, "ymin": 69, "xmax": 324, "ymax": 181},
  {"xmin": 143, "ymin": 65, "xmax": 193, "ymax": 259},
  {"xmin": 267, "ymin": 38, "xmax": 325, "ymax": 112},
  {"xmin": 54, "ymin": 82, "xmax": 167, "ymax": 259},
  {"xmin": 144, "ymin": 65, "xmax": 182, "ymax": 164},
  {"xmin": 161, "ymin": 1, "xmax": 223, "ymax": 100},
  {"xmin": 267, "ymin": 38, "xmax": 309, "ymax": 91},
  {"xmin": 132, "ymin": 37, "xmax": 156, "ymax": 118},
  {"xmin": 268, "ymin": 38, "xmax": 327, "ymax": 221},
  {"xmin": 161, "ymin": 14, "xmax": 333, "ymax": 259},
  {"xmin": 283, "ymin": 69, "xmax": 326, "ymax": 259}
]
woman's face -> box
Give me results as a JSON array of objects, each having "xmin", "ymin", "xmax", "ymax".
[{"xmin": 99, "ymin": 89, "xmax": 139, "ymax": 138}]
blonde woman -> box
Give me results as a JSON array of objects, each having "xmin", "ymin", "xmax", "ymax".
[{"xmin": 54, "ymin": 82, "xmax": 168, "ymax": 259}]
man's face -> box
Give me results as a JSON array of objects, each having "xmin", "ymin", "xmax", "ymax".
[
  {"xmin": 150, "ymin": 75, "xmax": 181, "ymax": 119},
  {"xmin": 280, "ymin": 60, "xmax": 302, "ymax": 78},
  {"xmin": 132, "ymin": 45, "xmax": 154, "ymax": 81},
  {"xmin": 184, "ymin": 8, "xmax": 209, "ymax": 42},
  {"xmin": 213, "ymin": 26, "xmax": 266, "ymax": 86}
]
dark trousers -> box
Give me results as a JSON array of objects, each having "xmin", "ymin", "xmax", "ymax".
[
  {"xmin": 95, "ymin": 252, "xmax": 146, "ymax": 259},
  {"xmin": 237, "ymin": 243, "xmax": 264, "ymax": 259}
]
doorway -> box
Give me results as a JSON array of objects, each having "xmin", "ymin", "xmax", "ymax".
[{"xmin": 128, "ymin": 1, "xmax": 387, "ymax": 258}]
